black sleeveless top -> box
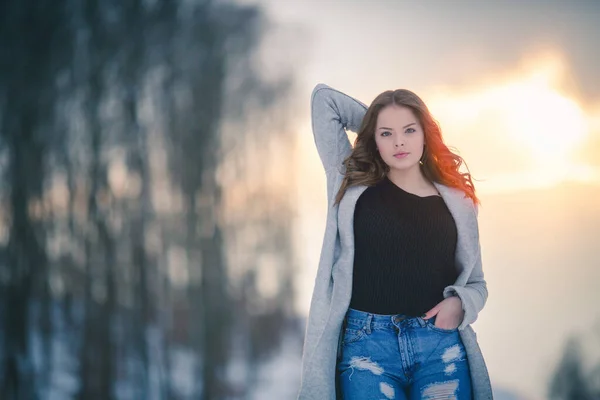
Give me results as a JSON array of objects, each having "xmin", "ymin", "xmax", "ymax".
[{"xmin": 349, "ymin": 176, "xmax": 459, "ymax": 316}]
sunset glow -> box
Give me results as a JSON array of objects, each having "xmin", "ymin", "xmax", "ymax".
[{"xmin": 426, "ymin": 53, "xmax": 596, "ymax": 193}]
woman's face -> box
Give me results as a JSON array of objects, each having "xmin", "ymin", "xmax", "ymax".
[{"xmin": 374, "ymin": 105, "xmax": 425, "ymax": 172}]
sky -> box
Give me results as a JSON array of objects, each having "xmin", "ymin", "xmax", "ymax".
[{"xmin": 237, "ymin": 0, "xmax": 600, "ymax": 398}]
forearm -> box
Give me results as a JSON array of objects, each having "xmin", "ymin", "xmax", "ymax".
[
  {"xmin": 310, "ymin": 83, "xmax": 368, "ymax": 172},
  {"xmin": 444, "ymin": 281, "xmax": 488, "ymax": 328}
]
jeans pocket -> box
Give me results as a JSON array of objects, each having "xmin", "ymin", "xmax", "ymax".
[
  {"xmin": 423, "ymin": 317, "xmax": 458, "ymax": 334},
  {"xmin": 342, "ymin": 327, "xmax": 366, "ymax": 345}
]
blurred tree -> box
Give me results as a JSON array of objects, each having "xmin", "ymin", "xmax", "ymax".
[
  {"xmin": 548, "ymin": 335, "xmax": 600, "ymax": 400},
  {"xmin": 0, "ymin": 0, "xmax": 72, "ymax": 397},
  {"xmin": 0, "ymin": 0, "xmax": 301, "ymax": 399}
]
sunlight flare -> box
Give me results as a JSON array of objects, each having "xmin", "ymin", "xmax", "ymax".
[{"xmin": 426, "ymin": 52, "xmax": 595, "ymax": 193}]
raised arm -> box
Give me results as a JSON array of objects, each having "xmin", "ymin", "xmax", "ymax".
[{"xmin": 310, "ymin": 83, "xmax": 368, "ymax": 174}]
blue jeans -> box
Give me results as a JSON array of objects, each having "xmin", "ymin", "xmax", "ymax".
[{"xmin": 336, "ymin": 308, "xmax": 472, "ymax": 399}]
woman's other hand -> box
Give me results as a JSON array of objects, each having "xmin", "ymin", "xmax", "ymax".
[{"xmin": 421, "ymin": 296, "xmax": 464, "ymax": 330}]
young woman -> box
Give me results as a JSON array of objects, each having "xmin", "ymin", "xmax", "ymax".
[{"xmin": 298, "ymin": 84, "xmax": 492, "ymax": 399}]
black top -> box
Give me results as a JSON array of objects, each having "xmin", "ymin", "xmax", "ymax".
[{"xmin": 349, "ymin": 175, "xmax": 459, "ymax": 316}]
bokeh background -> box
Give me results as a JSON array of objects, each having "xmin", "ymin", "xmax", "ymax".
[{"xmin": 0, "ymin": 0, "xmax": 598, "ymax": 399}]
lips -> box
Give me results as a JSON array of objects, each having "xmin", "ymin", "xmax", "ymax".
[{"xmin": 393, "ymin": 152, "xmax": 409, "ymax": 158}]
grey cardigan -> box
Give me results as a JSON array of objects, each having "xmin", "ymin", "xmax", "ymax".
[{"xmin": 297, "ymin": 84, "xmax": 493, "ymax": 399}]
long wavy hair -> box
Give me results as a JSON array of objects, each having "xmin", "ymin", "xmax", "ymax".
[{"xmin": 334, "ymin": 89, "xmax": 479, "ymax": 206}]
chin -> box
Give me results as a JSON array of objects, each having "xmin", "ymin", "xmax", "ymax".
[{"xmin": 388, "ymin": 161, "xmax": 419, "ymax": 171}]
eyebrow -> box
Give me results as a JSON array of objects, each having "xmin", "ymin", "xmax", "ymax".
[{"xmin": 378, "ymin": 123, "xmax": 416, "ymax": 130}]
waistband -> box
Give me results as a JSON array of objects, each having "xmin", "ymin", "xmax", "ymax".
[{"xmin": 344, "ymin": 307, "xmax": 428, "ymax": 331}]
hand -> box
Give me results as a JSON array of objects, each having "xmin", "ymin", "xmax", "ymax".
[{"xmin": 422, "ymin": 296, "xmax": 464, "ymax": 330}]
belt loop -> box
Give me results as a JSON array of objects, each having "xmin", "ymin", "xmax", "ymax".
[{"xmin": 365, "ymin": 314, "xmax": 373, "ymax": 334}]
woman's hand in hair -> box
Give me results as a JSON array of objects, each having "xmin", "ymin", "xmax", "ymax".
[{"xmin": 421, "ymin": 296, "xmax": 464, "ymax": 330}]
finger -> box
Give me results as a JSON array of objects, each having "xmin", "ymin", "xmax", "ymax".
[{"xmin": 421, "ymin": 304, "xmax": 440, "ymax": 320}]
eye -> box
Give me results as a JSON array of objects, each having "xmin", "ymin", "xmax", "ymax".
[
  {"xmin": 406, "ymin": 128, "xmax": 416, "ymax": 134},
  {"xmin": 380, "ymin": 131, "xmax": 392, "ymax": 137}
]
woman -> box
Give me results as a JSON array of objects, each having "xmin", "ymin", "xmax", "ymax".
[{"xmin": 298, "ymin": 84, "xmax": 492, "ymax": 399}]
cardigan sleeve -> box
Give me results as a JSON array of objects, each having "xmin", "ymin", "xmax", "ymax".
[
  {"xmin": 443, "ymin": 202, "xmax": 488, "ymax": 330},
  {"xmin": 310, "ymin": 84, "xmax": 368, "ymax": 175}
]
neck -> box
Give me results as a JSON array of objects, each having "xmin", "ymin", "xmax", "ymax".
[{"xmin": 387, "ymin": 166, "xmax": 429, "ymax": 189}]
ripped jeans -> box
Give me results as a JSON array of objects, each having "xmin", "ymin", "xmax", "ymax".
[{"xmin": 336, "ymin": 308, "xmax": 472, "ymax": 400}]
